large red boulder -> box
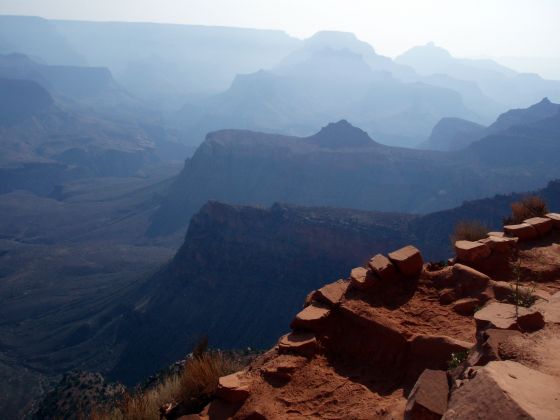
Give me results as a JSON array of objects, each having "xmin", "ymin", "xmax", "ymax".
[
  {"xmin": 368, "ymin": 254, "xmax": 398, "ymax": 282},
  {"xmin": 445, "ymin": 361, "xmax": 560, "ymax": 419},
  {"xmin": 388, "ymin": 245, "xmax": 423, "ymax": 277}
]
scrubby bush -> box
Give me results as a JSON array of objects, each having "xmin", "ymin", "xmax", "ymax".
[
  {"xmin": 504, "ymin": 195, "xmax": 548, "ymax": 225},
  {"xmin": 450, "ymin": 220, "xmax": 488, "ymax": 245},
  {"xmin": 92, "ymin": 348, "xmax": 242, "ymax": 419}
]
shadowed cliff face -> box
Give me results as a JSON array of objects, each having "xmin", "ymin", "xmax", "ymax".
[
  {"xmin": 113, "ymin": 202, "xmax": 416, "ymax": 384},
  {"xmin": 112, "ymin": 180, "xmax": 560, "ymax": 385}
]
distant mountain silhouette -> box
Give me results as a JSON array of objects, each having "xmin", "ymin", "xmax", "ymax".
[
  {"xmin": 174, "ymin": 45, "xmax": 475, "ymax": 147},
  {"xmin": 397, "ymin": 42, "xmax": 560, "ymax": 108},
  {"xmin": 279, "ymin": 31, "xmax": 415, "ymax": 79},
  {"xmin": 0, "ymin": 15, "xmax": 299, "ymax": 104},
  {"xmin": 486, "ymin": 97, "xmax": 560, "ymax": 134},
  {"xmin": 305, "ymin": 120, "xmax": 377, "ymax": 149},
  {"xmin": 148, "ymin": 113, "xmax": 560, "ymax": 235},
  {"xmin": 0, "ymin": 53, "xmax": 149, "ymax": 120},
  {"xmin": 419, "ymin": 117, "xmax": 485, "ymax": 151},
  {"xmin": 421, "ymin": 98, "xmax": 560, "ymax": 151}
]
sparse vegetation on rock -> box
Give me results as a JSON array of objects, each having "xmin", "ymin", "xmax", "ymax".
[
  {"xmin": 450, "ymin": 220, "xmax": 488, "ymax": 245},
  {"xmin": 504, "ymin": 195, "xmax": 549, "ymax": 225}
]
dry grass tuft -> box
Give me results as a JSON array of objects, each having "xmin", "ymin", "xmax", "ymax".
[
  {"xmin": 92, "ymin": 351, "xmax": 242, "ymax": 420},
  {"xmin": 176, "ymin": 351, "xmax": 242, "ymax": 409},
  {"xmin": 504, "ymin": 195, "xmax": 548, "ymax": 225},
  {"xmin": 450, "ymin": 220, "xmax": 488, "ymax": 245}
]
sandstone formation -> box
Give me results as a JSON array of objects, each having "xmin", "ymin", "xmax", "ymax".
[
  {"xmin": 388, "ymin": 245, "xmax": 424, "ymax": 277},
  {"xmin": 190, "ymin": 209, "xmax": 560, "ymax": 419},
  {"xmin": 503, "ymin": 223, "xmax": 538, "ymax": 240},
  {"xmin": 454, "ymin": 240, "xmax": 491, "ymax": 263}
]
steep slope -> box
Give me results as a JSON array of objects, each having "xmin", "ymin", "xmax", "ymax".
[
  {"xmin": 149, "ymin": 117, "xmax": 560, "ymax": 236},
  {"xmin": 112, "ymin": 201, "xmax": 416, "ymax": 384}
]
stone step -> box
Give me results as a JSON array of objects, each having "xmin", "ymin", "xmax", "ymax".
[
  {"xmin": 454, "ymin": 240, "xmax": 491, "ymax": 263},
  {"xmin": 388, "ymin": 245, "xmax": 423, "ymax": 277},
  {"xmin": 503, "ymin": 223, "xmax": 538, "ymax": 240},
  {"xmin": 524, "ymin": 217, "xmax": 553, "ymax": 236}
]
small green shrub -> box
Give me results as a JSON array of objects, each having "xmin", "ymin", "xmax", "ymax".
[
  {"xmin": 510, "ymin": 282, "xmax": 536, "ymax": 308},
  {"xmin": 447, "ymin": 351, "xmax": 468, "ymax": 370}
]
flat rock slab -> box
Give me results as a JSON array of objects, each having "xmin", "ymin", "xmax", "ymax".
[
  {"xmin": 524, "ymin": 217, "xmax": 554, "ymax": 236},
  {"xmin": 534, "ymin": 291, "xmax": 560, "ymax": 323},
  {"xmin": 545, "ymin": 212, "xmax": 560, "ymax": 228},
  {"xmin": 388, "ymin": 245, "xmax": 423, "ymax": 277},
  {"xmin": 216, "ymin": 372, "xmax": 250, "ymax": 403},
  {"xmin": 290, "ymin": 302, "xmax": 330, "ymax": 330},
  {"xmin": 487, "ymin": 231, "xmax": 504, "ymax": 238},
  {"xmin": 474, "ymin": 302, "xmax": 544, "ymax": 331},
  {"xmin": 503, "ymin": 223, "xmax": 538, "ymax": 240},
  {"xmin": 479, "ymin": 236, "xmax": 518, "ymax": 254},
  {"xmin": 405, "ymin": 369, "xmax": 449, "ymax": 420},
  {"xmin": 454, "ymin": 240, "xmax": 491, "ymax": 263},
  {"xmin": 368, "ymin": 254, "xmax": 397, "ymax": 282},
  {"xmin": 444, "ymin": 361, "xmax": 560, "ymax": 419},
  {"xmin": 278, "ymin": 332, "xmax": 317, "ymax": 357},
  {"xmin": 315, "ymin": 279, "xmax": 349, "ymax": 307},
  {"xmin": 475, "ymin": 302, "xmax": 517, "ymax": 330}
]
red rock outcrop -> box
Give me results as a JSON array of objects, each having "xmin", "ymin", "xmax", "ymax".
[{"xmin": 197, "ymin": 212, "xmax": 560, "ymax": 419}]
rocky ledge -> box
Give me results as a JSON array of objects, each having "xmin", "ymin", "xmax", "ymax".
[{"xmin": 176, "ymin": 213, "xmax": 560, "ymax": 419}]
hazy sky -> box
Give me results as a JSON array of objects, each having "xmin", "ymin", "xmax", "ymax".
[{"xmin": 2, "ymin": 0, "xmax": 559, "ymax": 75}]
